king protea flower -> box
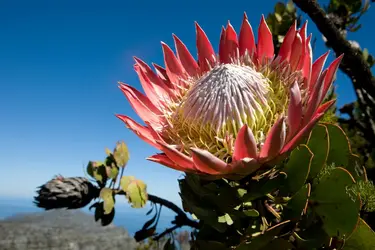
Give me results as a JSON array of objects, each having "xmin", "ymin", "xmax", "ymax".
[{"xmin": 116, "ymin": 14, "xmax": 341, "ymax": 179}]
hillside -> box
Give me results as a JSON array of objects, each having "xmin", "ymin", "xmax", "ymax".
[{"xmin": 0, "ymin": 209, "xmax": 139, "ymax": 250}]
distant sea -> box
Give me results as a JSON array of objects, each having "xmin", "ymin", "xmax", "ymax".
[{"xmin": 0, "ymin": 197, "xmax": 191, "ymax": 236}]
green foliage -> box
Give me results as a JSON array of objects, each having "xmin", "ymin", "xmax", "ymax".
[
  {"xmin": 265, "ymin": 1, "xmax": 300, "ymax": 54},
  {"xmin": 345, "ymin": 218, "xmax": 375, "ymax": 249},
  {"xmin": 280, "ymin": 145, "xmax": 312, "ymax": 195},
  {"xmin": 120, "ymin": 176, "xmax": 148, "ymax": 208},
  {"xmin": 87, "ymin": 161, "xmax": 108, "ymax": 186},
  {"xmin": 113, "ymin": 141, "xmax": 130, "ymax": 168},
  {"xmin": 99, "ymin": 188, "xmax": 115, "ymax": 214},
  {"xmin": 89, "ymin": 202, "xmax": 115, "ymax": 226},
  {"xmin": 178, "ymin": 122, "xmax": 375, "ymax": 249},
  {"xmin": 83, "ymin": 141, "xmax": 149, "ymax": 229},
  {"xmin": 350, "ymin": 180, "xmax": 375, "ymax": 212},
  {"xmin": 306, "ymin": 124, "xmax": 330, "ymax": 179},
  {"xmin": 325, "ymin": 0, "xmax": 371, "ymax": 34},
  {"xmin": 283, "ymin": 184, "xmax": 310, "ymax": 221},
  {"xmin": 310, "ymin": 167, "xmax": 361, "ymax": 238}
]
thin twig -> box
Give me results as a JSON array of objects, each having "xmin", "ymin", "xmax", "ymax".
[{"xmin": 115, "ymin": 190, "xmax": 199, "ymax": 229}]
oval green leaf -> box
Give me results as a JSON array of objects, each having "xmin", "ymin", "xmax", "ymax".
[
  {"xmin": 284, "ymin": 183, "xmax": 310, "ymax": 221},
  {"xmin": 310, "ymin": 167, "xmax": 361, "ymax": 238},
  {"xmin": 113, "ymin": 141, "xmax": 130, "ymax": 168},
  {"xmin": 307, "ymin": 124, "xmax": 329, "ymax": 179},
  {"xmin": 344, "ymin": 218, "xmax": 375, "ymax": 249},
  {"xmin": 280, "ymin": 145, "xmax": 312, "ymax": 195},
  {"xmin": 99, "ymin": 188, "xmax": 115, "ymax": 214},
  {"xmin": 121, "ymin": 176, "xmax": 148, "ymax": 208}
]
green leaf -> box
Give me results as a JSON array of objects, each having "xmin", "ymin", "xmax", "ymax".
[
  {"xmin": 281, "ymin": 145, "xmax": 312, "ymax": 195},
  {"xmin": 105, "ymin": 165, "xmax": 119, "ymax": 180},
  {"xmin": 343, "ymin": 0, "xmax": 362, "ymax": 13},
  {"xmin": 307, "ymin": 124, "xmax": 329, "ymax": 179},
  {"xmin": 237, "ymin": 188, "xmax": 247, "ymax": 198},
  {"xmin": 89, "ymin": 202, "xmax": 115, "ymax": 226},
  {"xmin": 243, "ymin": 209, "xmax": 259, "ymax": 217},
  {"xmin": 325, "ymin": 123, "xmax": 351, "ymax": 168},
  {"xmin": 99, "ymin": 188, "xmax": 115, "ymax": 214},
  {"xmin": 344, "ymin": 218, "xmax": 375, "ymax": 249},
  {"xmin": 87, "ymin": 161, "xmax": 107, "ymax": 184},
  {"xmin": 274, "ymin": 2, "xmax": 286, "ymax": 14},
  {"xmin": 120, "ymin": 176, "xmax": 148, "ymax": 208},
  {"xmin": 87, "ymin": 161, "xmax": 94, "ymax": 177},
  {"xmin": 324, "ymin": 123, "xmax": 366, "ymax": 181},
  {"xmin": 294, "ymin": 228, "xmax": 329, "ymax": 250},
  {"xmin": 120, "ymin": 176, "xmax": 135, "ymax": 191},
  {"xmin": 105, "ymin": 147, "xmax": 112, "ymax": 156},
  {"xmin": 284, "ymin": 184, "xmax": 310, "ymax": 220},
  {"xmin": 113, "ymin": 141, "xmax": 130, "ymax": 168},
  {"xmin": 286, "ymin": 0, "xmax": 295, "ymax": 13},
  {"xmin": 310, "ymin": 167, "xmax": 361, "ymax": 238},
  {"xmin": 347, "ymin": 154, "xmax": 367, "ymax": 181},
  {"xmin": 218, "ymin": 213, "xmax": 233, "ymax": 225}
]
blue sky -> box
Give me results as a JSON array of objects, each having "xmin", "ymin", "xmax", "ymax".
[{"xmin": 1, "ymin": 0, "xmax": 374, "ymax": 206}]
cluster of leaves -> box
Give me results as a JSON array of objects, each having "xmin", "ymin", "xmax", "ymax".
[
  {"xmin": 178, "ymin": 123, "xmax": 375, "ymax": 249},
  {"xmin": 323, "ymin": 0, "xmax": 374, "ymax": 67},
  {"xmin": 266, "ymin": 0, "xmax": 375, "ymax": 166},
  {"xmin": 82, "ymin": 141, "xmax": 194, "ymax": 249},
  {"xmin": 86, "ymin": 141, "xmax": 148, "ymax": 226},
  {"xmin": 266, "ymin": 0, "xmax": 302, "ymax": 54},
  {"xmin": 267, "ymin": 0, "xmax": 375, "ymax": 225},
  {"xmin": 324, "ymin": 0, "xmax": 375, "ymax": 190}
]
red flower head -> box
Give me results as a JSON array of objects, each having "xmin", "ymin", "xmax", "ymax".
[{"xmin": 117, "ymin": 14, "xmax": 341, "ymax": 179}]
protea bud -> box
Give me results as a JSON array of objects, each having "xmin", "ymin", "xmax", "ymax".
[
  {"xmin": 116, "ymin": 14, "xmax": 341, "ymax": 179},
  {"xmin": 34, "ymin": 176, "xmax": 99, "ymax": 210}
]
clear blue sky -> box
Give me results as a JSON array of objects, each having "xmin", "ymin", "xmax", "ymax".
[{"xmin": 1, "ymin": 0, "xmax": 374, "ymax": 205}]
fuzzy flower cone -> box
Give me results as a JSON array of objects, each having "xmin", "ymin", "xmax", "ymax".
[{"xmin": 117, "ymin": 14, "xmax": 341, "ymax": 179}]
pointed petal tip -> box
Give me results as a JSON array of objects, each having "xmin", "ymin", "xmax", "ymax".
[
  {"xmin": 300, "ymin": 20, "xmax": 308, "ymax": 29},
  {"xmin": 133, "ymin": 56, "xmax": 146, "ymax": 66},
  {"xmin": 337, "ymin": 53, "xmax": 344, "ymax": 60},
  {"xmin": 234, "ymin": 124, "xmax": 258, "ymax": 160},
  {"xmin": 190, "ymin": 147, "xmax": 227, "ymax": 175},
  {"xmin": 194, "ymin": 21, "xmax": 201, "ymax": 29},
  {"xmin": 244, "ymin": 12, "xmax": 248, "ymax": 18},
  {"xmin": 172, "ymin": 33, "xmax": 182, "ymax": 43},
  {"xmin": 259, "ymin": 116, "xmax": 286, "ymax": 160}
]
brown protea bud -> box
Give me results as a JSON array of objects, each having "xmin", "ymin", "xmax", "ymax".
[{"xmin": 34, "ymin": 176, "xmax": 100, "ymax": 210}]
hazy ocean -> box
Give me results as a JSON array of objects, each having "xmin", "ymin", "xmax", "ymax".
[{"xmin": 0, "ymin": 197, "xmax": 189, "ymax": 236}]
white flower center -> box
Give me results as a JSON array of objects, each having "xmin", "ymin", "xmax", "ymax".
[{"xmin": 176, "ymin": 64, "xmax": 271, "ymax": 135}]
